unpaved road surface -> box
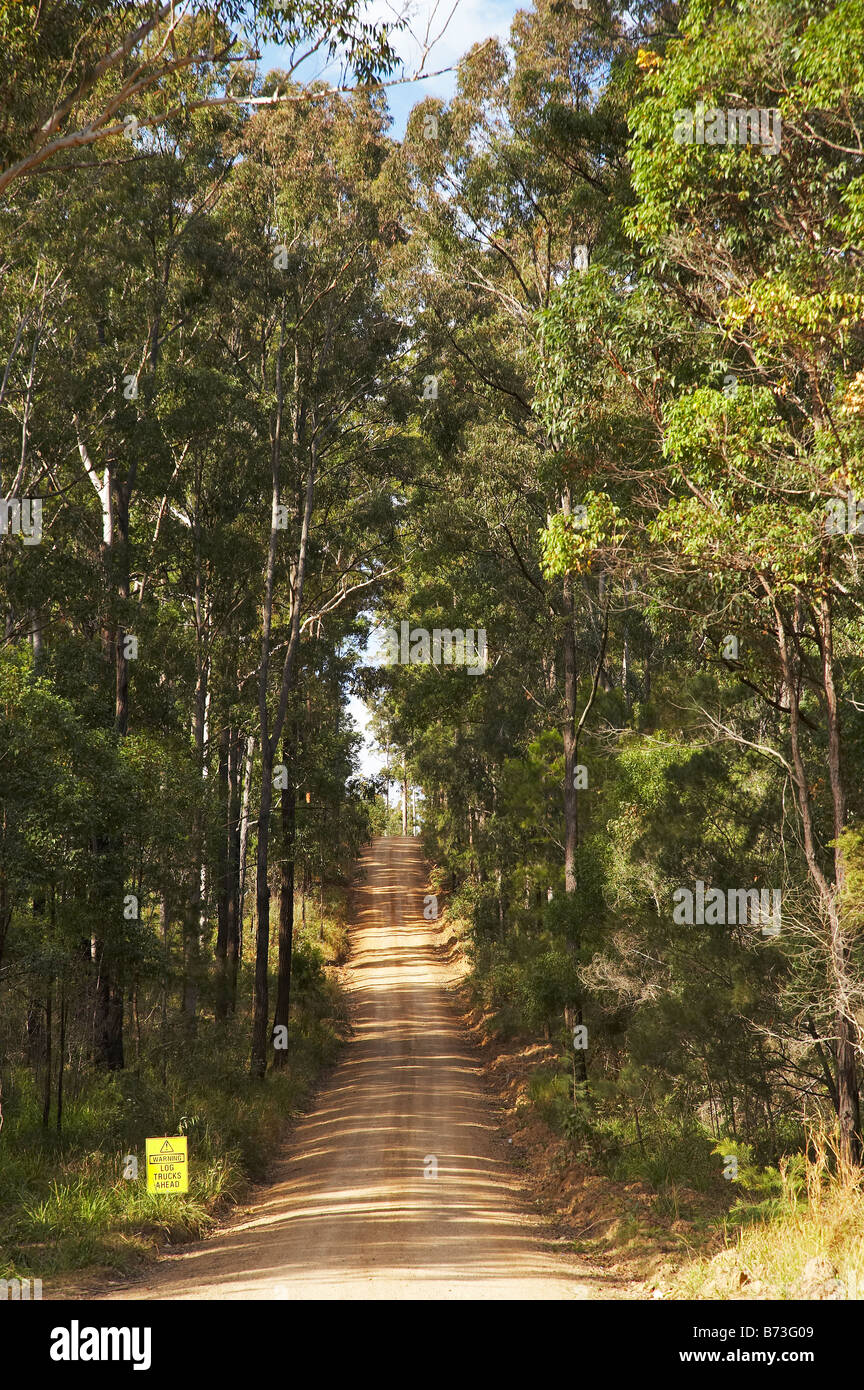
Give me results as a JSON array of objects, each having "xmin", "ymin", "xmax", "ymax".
[{"xmin": 101, "ymin": 835, "xmax": 617, "ymax": 1300}]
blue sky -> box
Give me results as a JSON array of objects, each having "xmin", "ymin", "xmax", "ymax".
[
  {"xmin": 257, "ymin": 0, "xmax": 521, "ymax": 137},
  {"xmin": 259, "ymin": 2, "xmax": 525, "ymax": 780}
]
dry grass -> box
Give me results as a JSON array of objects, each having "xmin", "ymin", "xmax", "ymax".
[{"xmin": 671, "ymin": 1130, "xmax": 864, "ymax": 1300}]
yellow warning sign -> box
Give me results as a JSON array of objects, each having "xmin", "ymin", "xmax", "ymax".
[{"xmin": 145, "ymin": 1136, "xmax": 189, "ymax": 1194}]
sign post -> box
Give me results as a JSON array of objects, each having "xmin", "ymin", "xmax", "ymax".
[{"xmin": 145, "ymin": 1136, "xmax": 189, "ymax": 1194}]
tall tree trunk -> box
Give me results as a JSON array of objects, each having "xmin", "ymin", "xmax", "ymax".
[
  {"xmin": 560, "ymin": 488, "xmax": 580, "ymax": 894},
  {"xmin": 225, "ymin": 729, "xmax": 243, "ymax": 1015},
  {"xmin": 772, "ymin": 585, "xmax": 861, "ymax": 1163},
  {"xmin": 560, "ymin": 522, "xmax": 609, "ymax": 1091},
  {"xmin": 562, "ymin": 577, "xmax": 578, "ymax": 896},
  {"xmin": 215, "ymin": 726, "xmax": 231, "ymax": 1022},
  {"xmin": 182, "ymin": 866, "xmax": 202, "ymax": 1032},
  {"xmin": 0, "ymin": 869, "xmax": 10, "ymax": 980},
  {"xmin": 56, "ymin": 982, "xmax": 66, "ymax": 1135},
  {"xmin": 77, "ymin": 434, "xmax": 128, "ymax": 1072},
  {"xmin": 252, "ymin": 748, "xmax": 274, "ymax": 1078},
  {"xmin": 92, "ymin": 937, "xmax": 124, "ymax": 1070},
  {"xmin": 114, "ymin": 481, "xmax": 130, "ymax": 737},
  {"xmin": 818, "ymin": 589, "xmax": 861, "ymax": 1162},
  {"xmin": 160, "ymin": 895, "xmax": 170, "ymax": 1087},
  {"xmin": 271, "ymin": 726, "xmax": 297, "ymax": 1067},
  {"xmin": 42, "ymin": 977, "xmax": 52, "ymax": 1129},
  {"xmin": 237, "ymin": 733, "xmax": 255, "ymax": 1004},
  {"xmin": 183, "ymin": 507, "xmax": 209, "ymax": 1037},
  {"xmin": 251, "ymin": 315, "xmax": 315, "ymax": 1079}
]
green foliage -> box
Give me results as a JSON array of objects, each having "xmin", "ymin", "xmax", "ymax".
[
  {"xmin": 3, "ymin": 0, "xmax": 864, "ymax": 1287},
  {"xmin": 0, "ymin": 976, "xmax": 345, "ymax": 1278},
  {"xmin": 375, "ymin": 0, "xmax": 864, "ymax": 1216}
]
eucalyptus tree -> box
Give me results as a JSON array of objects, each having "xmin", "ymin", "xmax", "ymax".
[
  {"xmin": 219, "ymin": 82, "xmax": 410, "ymax": 1075},
  {"xmin": 537, "ymin": 0, "xmax": 864, "ymax": 1159},
  {"xmin": 389, "ymin": 0, "xmax": 646, "ymax": 907},
  {"xmin": 0, "ymin": 0, "xmax": 400, "ymax": 195}
]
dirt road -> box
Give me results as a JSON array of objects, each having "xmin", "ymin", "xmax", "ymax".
[{"xmin": 103, "ymin": 835, "xmax": 613, "ymax": 1300}]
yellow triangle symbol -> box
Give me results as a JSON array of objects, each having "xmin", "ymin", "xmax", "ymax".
[{"xmin": 160, "ymin": 1140, "xmax": 174, "ymax": 1152}]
